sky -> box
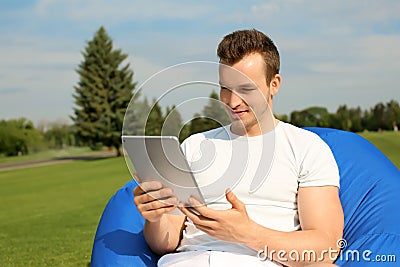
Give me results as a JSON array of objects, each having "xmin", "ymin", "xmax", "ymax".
[{"xmin": 0, "ymin": 0, "xmax": 399, "ymax": 125}]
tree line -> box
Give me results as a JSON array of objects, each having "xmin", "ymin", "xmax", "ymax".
[
  {"xmin": 1, "ymin": 26, "xmax": 398, "ymax": 157},
  {"xmin": 1, "ymin": 97, "xmax": 398, "ymax": 157},
  {"xmin": 70, "ymin": 26, "xmax": 400, "ymax": 156},
  {"xmin": 126, "ymin": 91, "xmax": 231, "ymax": 142},
  {"xmin": 280, "ymin": 100, "xmax": 400, "ymax": 132},
  {"xmin": 70, "ymin": 27, "xmax": 232, "ymax": 155},
  {"xmin": 0, "ymin": 119, "xmax": 78, "ymax": 156}
]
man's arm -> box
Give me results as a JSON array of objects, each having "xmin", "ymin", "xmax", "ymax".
[
  {"xmin": 244, "ymin": 186, "xmax": 343, "ymax": 266},
  {"xmin": 133, "ymin": 181, "xmax": 186, "ymax": 255},
  {"xmin": 179, "ymin": 186, "xmax": 343, "ymax": 267},
  {"xmin": 143, "ymin": 214, "xmax": 186, "ymax": 255}
]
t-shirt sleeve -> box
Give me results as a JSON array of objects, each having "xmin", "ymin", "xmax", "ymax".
[
  {"xmin": 180, "ymin": 137, "xmax": 191, "ymax": 160},
  {"xmin": 180, "ymin": 133, "xmax": 203, "ymax": 165},
  {"xmin": 297, "ymin": 135, "xmax": 340, "ymax": 188}
]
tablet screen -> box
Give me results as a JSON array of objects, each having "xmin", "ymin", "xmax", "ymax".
[{"xmin": 122, "ymin": 136, "xmax": 205, "ymax": 207}]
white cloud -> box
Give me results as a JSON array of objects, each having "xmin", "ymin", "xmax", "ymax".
[
  {"xmin": 292, "ymin": 33, "xmax": 400, "ymax": 77},
  {"xmin": 251, "ymin": 2, "xmax": 280, "ymax": 17},
  {"xmin": 248, "ymin": 0, "xmax": 400, "ymax": 37},
  {"xmin": 310, "ymin": 1, "xmax": 400, "ymax": 24},
  {"xmin": 34, "ymin": 0, "xmax": 213, "ymax": 22},
  {"xmin": 0, "ymin": 35, "xmax": 80, "ymax": 90},
  {"xmin": 1, "ymin": 0, "xmax": 399, "ymax": 123},
  {"xmin": 0, "ymin": 34, "xmax": 81, "ymax": 122}
]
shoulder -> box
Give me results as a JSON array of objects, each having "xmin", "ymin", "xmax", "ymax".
[
  {"xmin": 278, "ymin": 121, "xmax": 323, "ymax": 142},
  {"xmin": 181, "ymin": 126, "xmax": 229, "ymax": 157},
  {"xmin": 277, "ymin": 122, "xmax": 339, "ymax": 187},
  {"xmin": 182, "ymin": 126, "xmax": 229, "ymax": 145},
  {"xmin": 277, "ymin": 121, "xmax": 330, "ymax": 152}
]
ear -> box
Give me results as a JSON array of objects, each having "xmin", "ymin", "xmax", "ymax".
[{"xmin": 269, "ymin": 74, "xmax": 281, "ymax": 97}]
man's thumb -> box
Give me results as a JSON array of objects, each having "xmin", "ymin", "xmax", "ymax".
[{"xmin": 226, "ymin": 189, "xmax": 245, "ymax": 211}]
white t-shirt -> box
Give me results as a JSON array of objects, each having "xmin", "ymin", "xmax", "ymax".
[{"xmin": 176, "ymin": 121, "xmax": 340, "ymax": 255}]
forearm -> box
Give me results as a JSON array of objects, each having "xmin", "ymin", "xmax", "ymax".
[
  {"xmin": 143, "ymin": 214, "xmax": 186, "ymax": 255},
  {"xmin": 243, "ymin": 222, "xmax": 342, "ymax": 267}
]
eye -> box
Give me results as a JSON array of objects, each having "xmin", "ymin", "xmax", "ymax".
[
  {"xmin": 220, "ymin": 85, "xmax": 230, "ymax": 91},
  {"xmin": 238, "ymin": 87, "xmax": 256, "ymax": 94}
]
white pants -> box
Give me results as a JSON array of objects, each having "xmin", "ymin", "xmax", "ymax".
[{"xmin": 158, "ymin": 251, "xmax": 283, "ymax": 267}]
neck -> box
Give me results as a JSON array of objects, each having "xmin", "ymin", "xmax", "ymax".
[{"xmin": 231, "ymin": 118, "xmax": 279, "ymax": 137}]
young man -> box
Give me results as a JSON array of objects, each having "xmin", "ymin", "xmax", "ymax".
[{"xmin": 133, "ymin": 29, "xmax": 344, "ymax": 267}]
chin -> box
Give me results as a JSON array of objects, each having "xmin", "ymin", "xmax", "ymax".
[{"xmin": 231, "ymin": 119, "xmax": 250, "ymax": 130}]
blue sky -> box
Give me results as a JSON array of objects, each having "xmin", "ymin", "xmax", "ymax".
[{"xmin": 0, "ymin": 0, "xmax": 399, "ymax": 124}]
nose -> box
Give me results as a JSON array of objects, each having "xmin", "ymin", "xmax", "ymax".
[{"xmin": 223, "ymin": 89, "xmax": 242, "ymax": 109}]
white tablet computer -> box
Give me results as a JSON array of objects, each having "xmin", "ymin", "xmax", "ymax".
[{"xmin": 122, "ymin": 135, "xmax": 205, "ymax": 208}]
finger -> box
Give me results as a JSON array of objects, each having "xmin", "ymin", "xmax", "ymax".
[
  {"xmin": 225, "ymin": 189, "xmax": 245, "ymax": 211},
  {"xmin": 194, "ymin": 223, "xmax": 215, "ymax": 235},
  {"xmin": 133, "ymin": 181, "xmax": 163, "ymax": 196},
  {"xmin": 133, "ymin": 185, "xmax": 144, "ymax": 196},
  {"xmin": 179, "ymin": 205, "xmax": 216, "ymax": 227},
  {"xmin": 135, "ymin": 187, "xmax": 175, "ymax": 204},
  {"xmin": 187, "ymin": 197, "xmax": 218, "ymax": 220},
  {"xmin": 179, "ymin": 205, "xmax": 202, "ymax": 223},
  {"xmin": 133, "ymin": 172, "xmax": 142, "ymax": 183},
  {"xmin": 187, "ymin": 195, "xmax": 205, "ymax": 206},
  {"xmin": 142, "ymin": 205, "xmax": 177, "ymax": 219},
  {"xmin": 140, "ymin": 180, "xmax": 163, "ymax": 192},
  {"xmin": 138, "ymin": 196, "xmax": 178, "ymax": 212}
]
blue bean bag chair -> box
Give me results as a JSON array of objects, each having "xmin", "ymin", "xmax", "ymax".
[{"xmin": 91, "ymin": 128, "xmax": 400, "ymax": 266}]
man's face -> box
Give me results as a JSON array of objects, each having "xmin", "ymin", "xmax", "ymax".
[{"xmin": 218, "ymin": 53, "xmax": 275, "ymax": 136}]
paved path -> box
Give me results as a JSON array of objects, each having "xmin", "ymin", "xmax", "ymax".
[{"xmin": 0, "ymin": 151, "xmax": 117, "ymax": 172}]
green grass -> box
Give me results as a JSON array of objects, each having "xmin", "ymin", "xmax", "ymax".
[
  {"xmin": 359, "ymin": 131, "xmax": 400, "ymax": 169},
  {"xmin": 0, "ymin": 132, "xmax": 398, "ymax": 266},
  {"xmin": 0, "ymin": 157, "xmax": 131, "ymax": 266}
]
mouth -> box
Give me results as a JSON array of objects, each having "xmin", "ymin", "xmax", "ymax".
[{"xmin": 231, "ymin": 110, "xmax": 248, "ymax": 118}]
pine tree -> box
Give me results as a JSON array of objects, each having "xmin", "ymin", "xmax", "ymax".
[
  {"xmin": 123, "ymin": 97, "xmax": 150, "ymax": 136},
  {"xmin": 189, "ymin": 113, "xmax": 207, "ymax": 135},
  {"xmin": 145, "ymin": 99, "xmax": 164, "ymax": 136},
  {"xmin": 179, "ymin": 122, "xmax": 191, "ymax": 143},
  {"xmin": 71, "ymin": 26, "xmax": 137, "ymax": 156},
  {"xmin": 202, "ymin": 90, "xmax": 230, "ymax": 131},
  {"xmin": 162, "ymin": 105, "xmax": 183, "ymax": 136}
]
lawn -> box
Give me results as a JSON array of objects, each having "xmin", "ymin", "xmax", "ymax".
[
  {"xmin": 358, "ymin": 130, "xmax": 400, "ymax": 169},
  {"xmin": 0, "ymin": 157, "xmax": 130, "ymax": 266},
  {"xmin": 0, "ymin": 131, "xmax": 398, "ymax": 266}
]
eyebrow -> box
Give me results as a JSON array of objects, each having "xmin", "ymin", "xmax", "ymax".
[{"xmin": 218, "ymin": 81, "xmax": 256, "ymax": 88}]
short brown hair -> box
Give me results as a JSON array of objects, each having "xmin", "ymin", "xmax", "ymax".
[{"xmin": 217, "ymin": 29, "xmax": 280, "ymax": 84}]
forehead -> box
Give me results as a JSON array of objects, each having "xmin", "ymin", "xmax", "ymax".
[{"xmin": 218, "ymin": 53, "xmax": 266, "ymax": 89}]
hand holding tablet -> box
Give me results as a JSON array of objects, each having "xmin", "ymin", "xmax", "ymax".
[{"xmin": 122, "ymin": 136, "xmax": 206, "ymax": 210}]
